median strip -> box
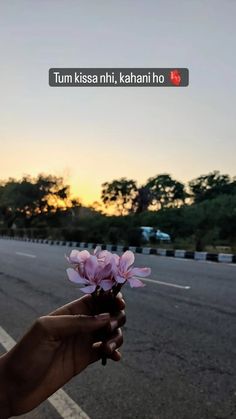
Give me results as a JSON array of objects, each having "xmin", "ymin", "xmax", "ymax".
[{"xmin": 1, "ymin": 236, "xmax": 235, "ymax": 264}]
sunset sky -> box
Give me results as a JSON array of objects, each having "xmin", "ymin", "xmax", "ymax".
[{"xmin": 0, "ymin": 1, "xmax": 235, "ymax": 206}]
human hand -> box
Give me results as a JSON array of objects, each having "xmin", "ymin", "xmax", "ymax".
[{"xmin": 1, "ymin": 293, "xmax": 125, "ymax": 417}]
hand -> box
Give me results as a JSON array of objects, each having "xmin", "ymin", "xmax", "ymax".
[{"xmin": 1, "ymin": 293, "xmax": 126, "ymax": 417}]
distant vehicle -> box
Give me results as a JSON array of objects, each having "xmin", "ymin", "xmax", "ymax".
[
  {"xmin": 140, "ymin": 226, "xmax": 171, "ymax": 242},
  {"xmin": 155, "ymin": 229, "xmax": 171, "ymax": 242}
]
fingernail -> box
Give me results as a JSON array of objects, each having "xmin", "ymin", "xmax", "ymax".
[
  {"xmin": 110, "ymin": 320, "xmax": 118, "ymax": 331},
  {"xmin": 109, "ymin": 342, "xmax": 116, "ymax": 351},
  {"xmin": 97, "ymin": 313, "xmax": 110, "ymax": 320}
]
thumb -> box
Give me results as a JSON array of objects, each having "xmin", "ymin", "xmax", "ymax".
[{"xmin": 36, "ymin": 313, "xmax": 111, "ymax": 340}]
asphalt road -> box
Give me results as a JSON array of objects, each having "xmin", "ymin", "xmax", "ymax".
[{"xmin": 0, "ymin": 239, "xmax": 236, "ymax": 419}]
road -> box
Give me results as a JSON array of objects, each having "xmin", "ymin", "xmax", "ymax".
[{"xmin": 0, "ymin": 239, "xmax": 236, "ymax": 419}]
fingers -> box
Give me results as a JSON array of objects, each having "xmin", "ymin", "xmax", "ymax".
[
  {"xmin": 49, "ymin": 292, "xmax": 125, "ymax": 317},
  {"xmin": 108, "ymin": 309, "xmax": 126, "ymax": 333},
  {"xmin": 94, "ymin": 292, "xmax": 125, "ymax": 314},
  {"xmin": 110, "ymin": 349, "xmax": 122, "ymax": 362},
  {"xmin": 83, "ymin": 292, "xmax": 125, "ymax": 315},
  {"xmin": 48, "ymin": 295, "xmax": 93, "ymax": 316},
  {"xmin": 35, "ymin": 308, "xmax": 126, "ymax": 341},
  {"xmin": 91, "ymin": 328, "xmax": 123, "ymax": 363},
  {"xmin": 34, "ymin": 313, "xmax": 111, "ymax": 340},
  {"xmin": 114, "ymin": 292, "xmax": 126, "ymax": 311},
  {"xmin": 102, "ymin": 328, "xmax": 123, "ymax": 356},
  {"xmin": 92, "ymin": 309, "xmax": 126, "ymax": 342}
]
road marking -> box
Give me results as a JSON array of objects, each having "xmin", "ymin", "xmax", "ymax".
[
  {"xmin": 48, "ymin": 390, "xmax": 89, "ymax": 419},
  {"xmin": 142, "ymin": 277, "xmax": 191, "ymax": 290},
  {"xmin": 15, "ymin": 252, "xmax": 36, "ymax": 258},
  {"xmin": 0, "ymin": 325, "xmax": 90, "ymax": 419},
  {"xmin": 0, "ymin": 325, "xmax": 16, "ymax": 351}
]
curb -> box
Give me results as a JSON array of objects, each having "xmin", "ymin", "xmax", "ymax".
[{"xmin": 1, "ymin": 236, "xmax": 236, "ymax": 264}]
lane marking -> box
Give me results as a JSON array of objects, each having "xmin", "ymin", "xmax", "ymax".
[
  {"xmin": 15, "ymin": 252, "xmax": 36, "ymax": 258},
  {"xmin": 0, "ymin": 325, "xmax": 90, "ymax": 419},
  {"xmin": 0, "ymin": 325, "xmax": 15, "ymax": 351},
  {"xmin": 48, "ymin": 389, "xmax": 89, "ymax": 419},
  {"xmin": 142, "ymin": 277, "xmax": 191, "ymax": 290}
]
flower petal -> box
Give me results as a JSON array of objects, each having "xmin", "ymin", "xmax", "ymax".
[
  {"xmin": 96, "ymin": 250, "xmax": 113, "ymax": 267},
  {"xmin": 94, "ymin": 246, "xmax": 102, "ymax": 256},
  {"xmin": 96, "ymin": 263, "xmax": 112, "ymax": 281},
  {"xmin": 80, "ymin": 284, "xmax": 97, "ymax": 294},
  {"xmin": 119, "ymin": 251, "xmax": 135, "ymax": 272},
  {"xmin": 100, "ymin": 279, "xmax": 114, "ymax": 291},
  {"xmin": 79, "ymin": 250, "xmax": 90, "ymax": 262},
  {"xmin": 102, "ymin": 251, "xmax": 113, "ymax": 265},
  {"xmin": 84, "ymin": 255, "xmax": 98, "ymax": 281},
  {"xmin": 129, "ymin": 267, "xmax": 151, "ymax": 278},
  {"xmin": 128, "ymin": 278, "xmax": 146, "ymax": 288},
  {"xmin": 113, "ymin": 254, "xmax": 120, "ymax": 266},
  {"xmin": 110, "ymin": 256, "xmax": 118, "ymax": 276},
  {"xmin": 68, "ymin": 249, "xmax": 81, "ymax": 264},
  {"xmin": 66, "ymin": 268, "xmax": 88, "ymax": 284},
  {"xmin": 116, "ymin": 275, "xmax": 126, "ymax": 284}
]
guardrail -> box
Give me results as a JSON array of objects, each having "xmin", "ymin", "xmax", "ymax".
[{"xmin": 1, "ymin": 235, "xmax": 235, "ymax": 264}]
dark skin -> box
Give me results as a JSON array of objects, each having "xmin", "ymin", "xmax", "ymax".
[{"xmin": 0, "ymin": 292, "xmax": 126, "ymax": 418}]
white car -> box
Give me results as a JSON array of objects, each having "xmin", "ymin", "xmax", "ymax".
[{"xmin": 140, "ymin": 226, "xmax": 171, "ymax": 242}]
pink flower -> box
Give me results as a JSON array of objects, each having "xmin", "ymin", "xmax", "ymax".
[
  {"xmin": 67, "ymin": 252, "xmax": 114, "ymax": 293},
  {"xmin": 67, "ymin": 248, "xmax": 151, "ymax": 293},
  {"xmin": 94, "ymin": 247, "xmax": 113, "ymax": 267},
  {"xmin": 66, "ymin": 249, "xmax": 90, "ymax": 277},
  {"xmin": 116, "ymin": 251, "xmax": 151, "ymax": 288}
]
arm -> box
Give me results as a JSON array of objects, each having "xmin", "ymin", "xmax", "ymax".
[
  {"xmin": 0, "ymin": 293, "xmax": 125, "ymax": 417},
  {"xmin": 0, "ymin": 354, "xmax": 11, "ymax": 418}
]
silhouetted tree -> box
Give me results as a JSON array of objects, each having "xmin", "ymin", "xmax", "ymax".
[
  {"xmin": 189, "ymin": 171, "xmax": 233, "ymax": 203},
  {"xmin": 101, "ymin": 178, "xmax": 137, "ymax": 215},
  {"xmin": 0, "ymin": 174, "xmax": 75, "ymax": 227},
  {"xmin": 132, "ymin": 186, "xmax": 152, "ymax": 213},
  {"xmin": 146, "ymin": 174, "xmax": 187, "ymax": 209}
]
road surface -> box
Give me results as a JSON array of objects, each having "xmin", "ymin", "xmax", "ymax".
[{"xmin": 0, "ymin": 239, "xmax": 235, "ymax": 419}]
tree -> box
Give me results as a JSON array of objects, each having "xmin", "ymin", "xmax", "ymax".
[
  {"xmin": 0, "ymin": 174, "xmax": 75, "ymax": 227},
  {"xmin": 132, "ymin": 186, "xmax": 152, "ymax": 213},
  {"xmin": 189, "ymin": 171, "xmax": 233, "ymax": 203},
  {"xmin": 145, "ymin": 174, "xmax": 187, "ymax": 210},
  {"xmin": 101, "ymin": 178, "xmax": 137, "ymax": 215}
]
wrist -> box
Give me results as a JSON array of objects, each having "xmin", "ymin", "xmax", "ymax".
[{"xmin": 0, "ymin": 354, "xmax": 11, "ymax": 418}]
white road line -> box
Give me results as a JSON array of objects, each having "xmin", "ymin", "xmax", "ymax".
[
  {"xmin": 142, "ymin": 277, "xmax": 191, "ymax": 290},
  {"xmin": 0, "ymin": 326, "xmax": 90, "ymax": 419},
  {"xmin": 0, "ymin": 326, "xmax": 16, "ymax": 351},
  {"xmin": 48, "ymin": 389, "xmax": 89, "ymax": 419},
  {"xmin": 15, "ymin": 252, "xmax": 36, "ymax": 258}
]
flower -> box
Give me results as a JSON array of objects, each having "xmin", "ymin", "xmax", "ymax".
[
  {"xmin": 67, "ymin": 248, "xmax": 151, "ymax": 293},
  {"xmin": 67, "ymin": 251, "xmax": 114, "ymax": 293},
  {"xmin": 115, "ymin": 250, "xmax": 151, "ymax": 288},
  {"xmin": 66, "ymin": 249, "xmax": 90, "ymax": 277}
]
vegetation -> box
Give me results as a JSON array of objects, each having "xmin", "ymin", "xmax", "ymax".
[{"xmin": 0, "ymin": 171, "xmax": 235, "ymax": 251}]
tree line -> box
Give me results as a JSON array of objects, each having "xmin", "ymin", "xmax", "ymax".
[
  {"xmin": 0, "ymin": 171, "xmax": 235, "ymax": 251},
  {"xmin": 101, "ymin": 171, "xmax": 236, "ymax": 214}
]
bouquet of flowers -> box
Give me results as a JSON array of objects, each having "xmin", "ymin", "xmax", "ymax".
[
  {"xmin": 66, "ymin": 247, "xmax": 151, "ymax": 364},
  {"xmin": 66, "ymin": 247, "xmax": 151, "ymax": 295}
]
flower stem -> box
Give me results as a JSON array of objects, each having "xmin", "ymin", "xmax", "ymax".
[{"xmin": 101, "ymin": 283, "xmax": 122, "ymax": 366}]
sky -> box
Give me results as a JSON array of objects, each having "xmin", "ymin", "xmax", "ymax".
[{"xmin": 0, "ymin": 0, "xmax": 235, "ymax": 206}]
